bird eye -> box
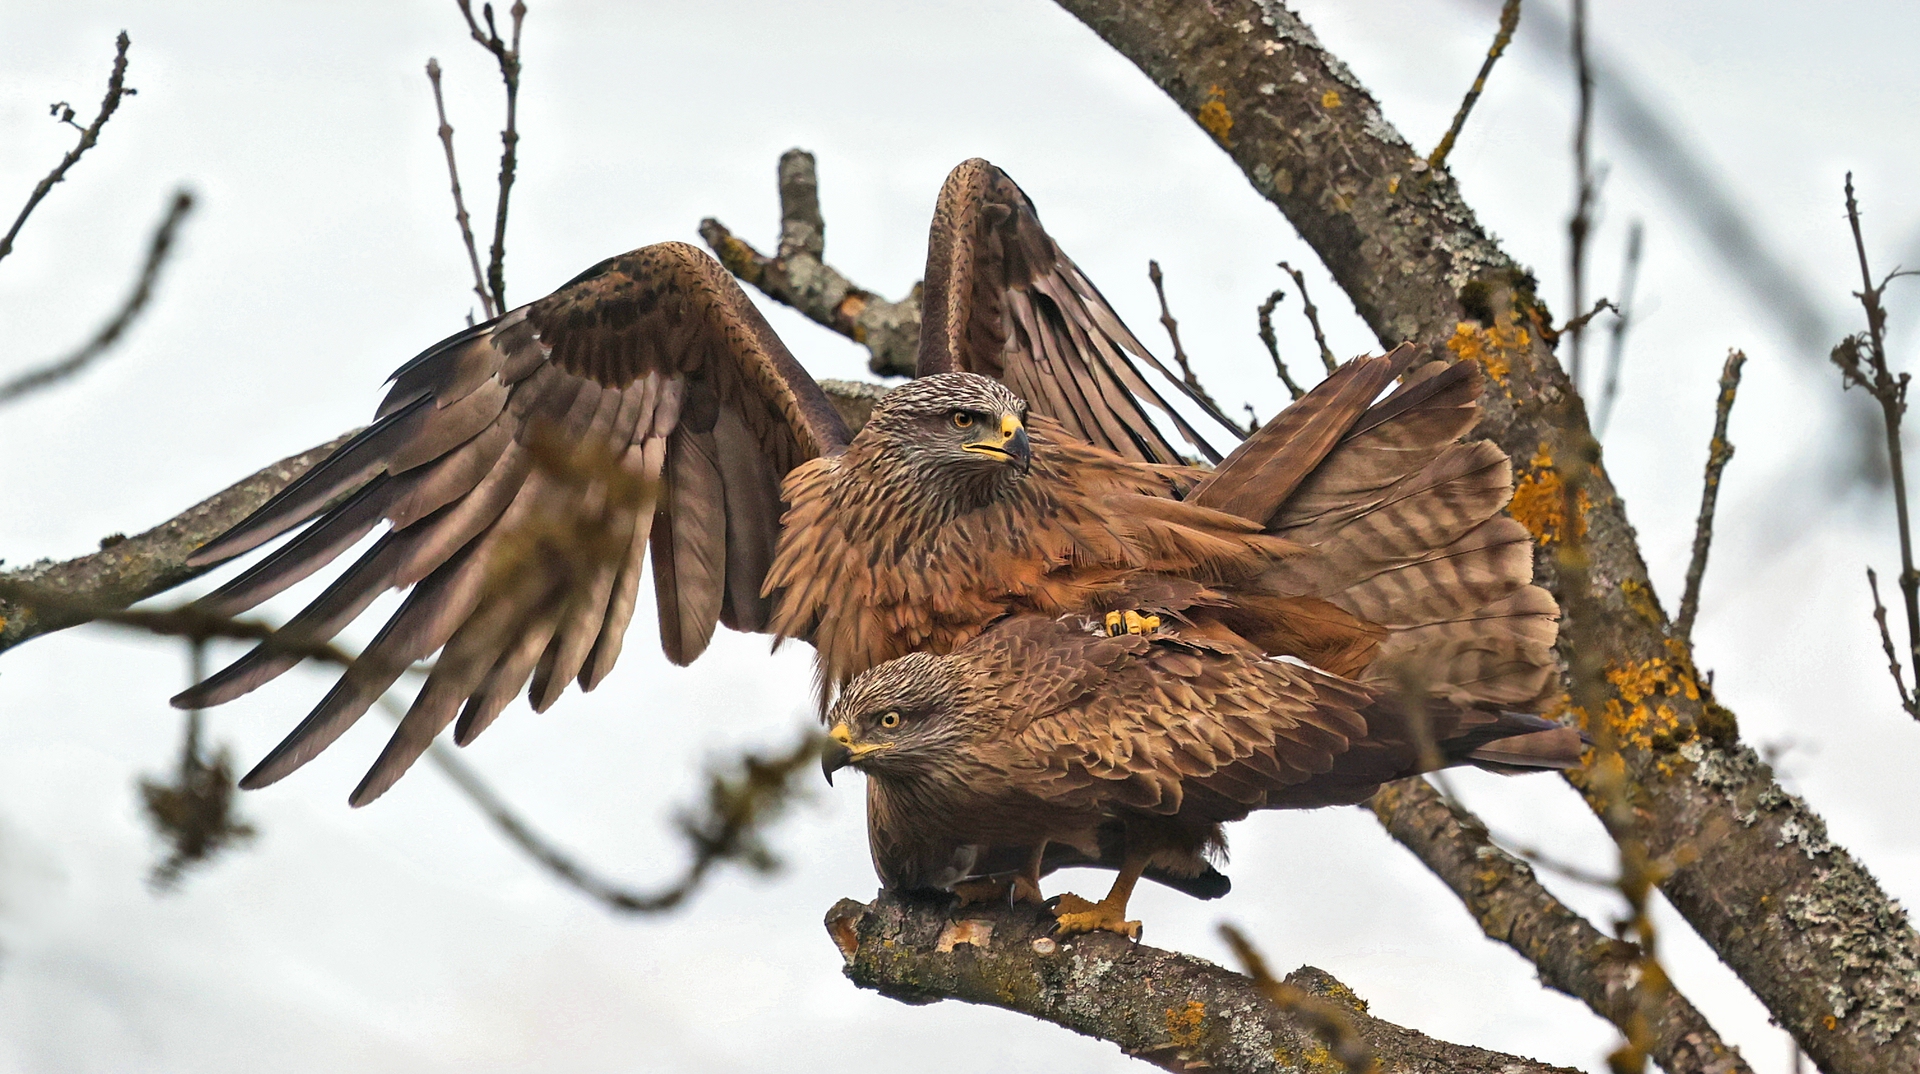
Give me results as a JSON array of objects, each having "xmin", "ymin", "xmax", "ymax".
[
  {"xmin": 878, "ymin": 711, "xmax": 901, "ymax": 729},
  {"xmin": 950, "ymin": 411, "xmax": 974, "ymax": 429}
]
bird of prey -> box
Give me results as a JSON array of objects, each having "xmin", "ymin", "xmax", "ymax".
[
  {"xmin": 819, "ymin": 355, "xmax": 1575, "ymax": 937},
  {"xmin": 172, "ymin": 158, "xmax": 1255, "ymax": 805}
]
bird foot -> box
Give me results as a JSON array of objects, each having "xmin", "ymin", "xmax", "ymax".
[
  {"xmin": 1050, "ymin": 892, "xmax": 1142, "ymax": 939},
  {"xmin": 1103, "ymin": 610, "xmax": 1162, "ymax": 637}
]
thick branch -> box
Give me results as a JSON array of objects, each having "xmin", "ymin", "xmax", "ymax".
[
  {"xmin": 700, "ymin": 149, "xmax": 922, "ymax": 377},
  {"xmin": 826, "ymin": 894, "xmax": 1578, "ymax": 1073},
  {"xmin": 1051, "ymin": 1, "xmax": 1920, "ymax": 1068},
  {"xmin": 1371, "ymin": 779, "xmax": 1752, "ymax": 1074},
  {"xmin": 0, "ymin": 434, "xmax": 353, "ymax": 654}
]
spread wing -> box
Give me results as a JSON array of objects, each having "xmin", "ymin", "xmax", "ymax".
[
  {"xmin": 173, "ymin": 242, "xmax": 849, "ymax": 805},
  {"xmin": 916, "ymin": 159, "xmax": 1234, "ymax": 465}
]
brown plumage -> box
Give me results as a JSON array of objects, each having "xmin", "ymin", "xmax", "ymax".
[
  {"xmin": 173, "ymin": 160, "xmax": 1242, "ymax": 806},
  {"xmin": 822, "ymin": 611, "xmax": 1580, "ymax": 938},
  {"xmin": 818, "ymin": 351, "xmax": 1575, "ymax": 935}
]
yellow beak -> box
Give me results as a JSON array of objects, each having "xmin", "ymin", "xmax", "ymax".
[{"xmin": 961, "ymin": 413, "xmax": 1031, "ymax": 473}]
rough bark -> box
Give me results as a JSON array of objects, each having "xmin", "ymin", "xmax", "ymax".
[
  {"xmin": 0, "ymin": 434, "xmax": 353, "ymax": 653},
  {"xmin": 700, "ymin": 149, "xmax": 921, "ymax": 378},
  {"xmin": 1047, "ymin": 1, "xmax": 1920, "ymax": 1068},
  {"xmin": 1370, "ymin": 779, "xmax": 1752, "ymax": 1074},
  {"xmin": 827, "ymin": 894, "xmax": 1579, "ymax": 1073}
]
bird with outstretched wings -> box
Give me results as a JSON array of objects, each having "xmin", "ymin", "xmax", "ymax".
[
  {"xmin": 821, "ymin": 355, "xmax": 1576, "ymax": 937},
  {"xmin": 176, "ymin": 159, "xmax": 1241, "ymax": 805}
]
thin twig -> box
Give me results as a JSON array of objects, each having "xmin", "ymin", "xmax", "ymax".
[
  {"xmin": 1866, "ymin": 569, "xmax": 1916, "ymax": 715},
  {"xmin": 138, "ymin": 639, "xmax": 256, "ymax": 889},
  {"xmin": 1675, "ymin": 349, "xmax": 1745, "ymax": 648},
  {"xmin": 1567, "ymin": 0, "xmax": 1597, "ymax": 392},
  {"xmin": 1558, "ymin": 296, "xmax": 1618, "ymax": 341},
  {"xmin": 1219, "ymin": 925, "xmax": 1376, "ymax": 1074},
  {"xmin": 1147, "ymin": 260, "xmax": 1248, "ymax": 434},
  {"xmin": 1256, "ymin": 287, "xmax": 1307, "ymax": 399},
  {"xmin": 455, "ymin": 0, "xmax": 525, "ymax": 314},
  {"xmin": 1595, "ymin": 220, "xmax": 1643, "ymax": 437},
  {"xmin": 0, "ymin": 190, "xmax": 193, "ymax": 406},
  {"xmin": 0, "ymin": 32, "xmax": 136, "ymax": 266},
  {"xmin": 1276, "ymin": 261, "xmax": 1337, "ymax": 374},
  {"xmin": 425, "ymin": 58, "xmax": 495, "ymax": 319},
  {"xmin": 1832, "ymin": 173, "xmax": 1920, "ymax": 719},
  {"xmin": 1427, "ymin": 0, "xmax": 1521, "ymax": 172},
  {"xmin": 403, "ymin": 695, "xmax": 821, "ymax": 915}
]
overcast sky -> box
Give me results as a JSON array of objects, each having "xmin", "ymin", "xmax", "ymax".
[{"xmin": 3, "ymin": 2, "xmax": 1918, "ymax": 1072}]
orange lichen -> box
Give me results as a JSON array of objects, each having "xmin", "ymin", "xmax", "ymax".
[
  {"xmin": 1197, "ymin": 85, "xmax": 1234, "ymax": 146},
  {"xmin": 1508, "ymin": 444, "xmax": 1590, "ymax": 545},
  {"xmin": 1165, "ymin": 1001, "xmax": 1207, "ymax": 1050},
  {"xmin": 1444, "ymin": 315, "xmax": 1529, "ymax": 386},
  {"xmin": 1321, "ymin": 88, "xmax": 1342, "ymax": 109},
  {"xmin": 1567, "ymin": 655, "xmax": 1701, "ymax": 754}
]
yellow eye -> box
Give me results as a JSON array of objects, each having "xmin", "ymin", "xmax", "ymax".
[
  {"xmin": 951, "ymin": 411, "xmax": 974, "ymax": 429},
  {"xmin": 879, "ymin": 711, "xmax": 901, "ymax": 729}
]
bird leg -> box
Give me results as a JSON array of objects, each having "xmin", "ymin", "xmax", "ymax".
[
  {"xmin": 1102, "ymin": 610, "xmax": 1162, "ymax": 637},
  {"xmin": 951, "ymin": 843, "xmax": 1049, "ymax": 907},
  {"xmin": 1052, "ymin": 850, "xmax": 1146, "ymax": 940}
]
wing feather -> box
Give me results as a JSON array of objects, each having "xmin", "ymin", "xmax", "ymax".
[{"xmin": 181, "ymin": 242, "xmax": 850, "ymax": 800}]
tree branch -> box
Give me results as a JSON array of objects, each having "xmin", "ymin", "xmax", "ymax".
[
  {"xmin": 1049, "ymin": 2, "xmax": 1920, "ymax": 1068},
  {"xmin": 454, "ymin": 0, "xmax": 524, "ymax": 314},
  {"xmin": 1674, "ymin": 349, "xmax": 1744, "ymax": 648},
  {"xmin": 424, "ymin": 57, "xmax": 495, "ymax": 320},
  {"xmin": 700, "ymin": 149, "xmax": 922, "ymax": 377},
  {"xmin": 1427, "ymin": 0, "xmax": 1520, "ymax": 173},
  {"xmin": 826, "ymin": 894, "xmax": 1579, "ymax": 1073},
  {"xmin": 1276, "ymin": 260, "xmax": 1336, "ymax": 374},
  {"xmin": 0, "ymin": 189, "xmax": 194, "ymax": 405},
  {"xmin": 0, "ymin": 433, "xmax": 354, "ymax": 654},
  {"xmin": 1370, "ymin": 779, "xmax": 1753, "ymax": 1074},
  {"xmin": 0, "ymin": 32, "xmax": 136, "ymax": 266},
  {"xmin": 1256, "ymin": 287, "xmax": 1308, "ymax": 399}
]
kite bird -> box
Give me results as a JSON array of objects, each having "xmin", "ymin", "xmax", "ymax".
[
  {"xmin": 171, "ymin": 158, "xmax": 1262, "ymax": 805},
  {"xmin": 820, "ymin": 357, "xmax": 1580, "ymax": 938}
]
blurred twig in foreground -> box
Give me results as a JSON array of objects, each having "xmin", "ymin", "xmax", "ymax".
[{"xmin": 140, "ymin": 640, "xmax": 256, "ymax": 889}]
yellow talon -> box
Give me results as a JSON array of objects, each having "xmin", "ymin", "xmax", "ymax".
[
  {"xmin": 1103, "ymin": 610, "xmax": 1162, "ymax": 637},
  {"xmin": 1051, "ymin": 892, "xmax": 1143, "ymax": 940}
]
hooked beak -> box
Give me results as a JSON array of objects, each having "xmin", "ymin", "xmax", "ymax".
[
  {"xmin": 961, "ymin": 413, "xmax": 1031, "ymax": 474},
  {"xmin": 822, "ymin": 724, "xmax": 854, "ymax": 785},
  {"xmin": 821, "ymin": 722, "xmax": 889, "ymax": 785}
]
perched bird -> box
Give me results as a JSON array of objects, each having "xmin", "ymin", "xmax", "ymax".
[
  {"xmin": 820, "ymin": 354, "xmax": 1575, "ymax": 936},
  {"xmin": 821, "ymin": 612, "xmax": 1581, "ymax": 939},
  {"xmin": 172, "ymin": 159, "xmax": 1257, "ymax": 805}
]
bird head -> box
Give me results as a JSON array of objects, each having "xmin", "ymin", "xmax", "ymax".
[
  {"xmin": 820, "ymin": 652, "xmax": 970, "ymax": 785},
  {"xmin": 854, "ymin": 373, "xmax": 1032, "ymax": 498}
]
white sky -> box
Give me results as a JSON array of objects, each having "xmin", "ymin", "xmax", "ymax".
[{"xmin": 2, "ymin": 2, "xmax": 1918, "ymax": 1072}]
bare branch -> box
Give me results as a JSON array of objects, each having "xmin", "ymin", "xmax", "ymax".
[
  {"xmin": 827, "ymin": 895, "xmax": 1579, "ymax": 1073},
  {"xmin": 1218, "ymin": 924, "xmax": 1374, "ymax": 1074},
  {"xmin": 0, "ymin": 433, "xmax": 355, "ymax": 654},
  {"xmin": 1276, "ymin": 260, "xmax": 1337, "ymax": 374},
  {"xmin": 1866, "ymin": 569, "xmax": 1918, "ymax": 716},
  {"xmin": 1675, "ymin": 349, "xmax": 1745, "ymax": 648},
  {"xmin": 1567, "ymin": 0, "xmax": 1598, "ymax": 392},
  {"xmin": 1595, "ymin": 220, "xmax": 1644, "ymax": 437},
  {"xmin": 1834, "ymin": 173, "xmax": 1920, "ymax": 718},
  {"xmin": 425, "ymin": 58, "xmax": 495, "ymax": 319},
  {"xmin": 700, "ymin": 149, "xmax": 922, "ymax": 377},
  {"xmin": 454, "ymin": 0, "xmax": 525, "ymax": 314},
  {"xmin": 414, "ymin": 708, "xmax": 821, "ymax": 914},
  {"xmin": 1370, "ymin": 779, "xmax": 1754, "ymax": 1074},
  {"xmin": 0, "ymin": 32, "xmax": 136, "ymax": 266},
  {"xmin": 0, "ymin": 189, "xmax": 194, "ymax": 406},
  {"xmin": 1147, "ymin": 259, "xmax": 1250, "ymax": 434},
  {"xmin": 1427, "ymin": 0, "xmax": 1521, "ymax": 173},
  {"xmin": 1257, "ymin": 287, "xmax": 1308, "ymax": 399}
]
